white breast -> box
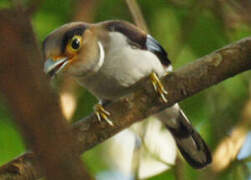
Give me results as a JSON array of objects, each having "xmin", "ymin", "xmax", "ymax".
[{"xmin": 78, "ymin": 32, "xmax": 170, "ymax": 100}]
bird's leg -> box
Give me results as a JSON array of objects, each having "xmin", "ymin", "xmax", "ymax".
[
  {"xmin": 150, "ymin": 72, "xmax": 168, "ymax": 103},
  {"xmin": 94, "ymin": 100, "xmax": 113, "ymax": 126}
]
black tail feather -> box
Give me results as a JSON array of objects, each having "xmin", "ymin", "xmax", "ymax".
[{"xmin": 165, "ymin": 111, "xmax": 212, "ymax": 168}]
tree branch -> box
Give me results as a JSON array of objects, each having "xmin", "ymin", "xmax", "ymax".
[
  {"xmin": 0, "ymin": 30, "xmax": 250, "ymax": 179},
  {"xmin": 0, "ymin": 8, "xmax": 93, "ymax": 180}
]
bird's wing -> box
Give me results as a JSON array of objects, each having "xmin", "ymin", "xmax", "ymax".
[
  {"xmin": 145, "ymin": 34, "xmax": 171, "ymax": 66},
  {"xmin": 102, "ymin": 20, "xmax": 171, "ymax": 67}
]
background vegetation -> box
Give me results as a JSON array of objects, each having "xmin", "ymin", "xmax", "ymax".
[{"xmin": 0, "ymin": 0, "xmax": 250, "ymax": 179}]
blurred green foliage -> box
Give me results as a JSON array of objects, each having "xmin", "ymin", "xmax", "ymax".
[{"xmin": 0, "ymin": 0, "xmax": 251, "ymax": 179}]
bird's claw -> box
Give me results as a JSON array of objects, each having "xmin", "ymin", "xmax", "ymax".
[
  {"xmin": 94, "ymin": 104, "xmax": 114, "ymax": 126},
  {"xmin": 150, "ymin": 72, "xmax": 168, "ymax": 103}
]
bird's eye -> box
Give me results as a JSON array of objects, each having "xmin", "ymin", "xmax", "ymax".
[
  {"xmin": 67, "ymin": 35, "xmax": 82, "ymax": 52},
  {"xmin": 72, "ymin": 38, "xmax": 80, "ymax": 49}
]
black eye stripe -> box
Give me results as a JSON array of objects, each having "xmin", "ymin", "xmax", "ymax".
[{"xmin": 61, "ymin": 25, "xmax": 87, "ymax": 53}]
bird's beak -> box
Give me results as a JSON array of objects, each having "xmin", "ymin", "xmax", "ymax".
[{"xmin": 44, "ymin": 57, "xmax": 69, "ymax": 78}]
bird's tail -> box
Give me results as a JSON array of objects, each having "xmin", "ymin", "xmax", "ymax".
[{"xmin": 157, "ymin": 104, "xmax": 212, "ymax": 168}]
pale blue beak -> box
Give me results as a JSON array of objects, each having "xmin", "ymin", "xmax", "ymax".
[{"xmin": 44, "ymin": 57, "xmax": 69, "ymax": 77}]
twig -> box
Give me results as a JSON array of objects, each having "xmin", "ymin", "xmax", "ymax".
[
  {"xmin": 174, "ymin": 157, "xmax": 185, "ymax": 180},
  {"xmin": 0, "ymin": 32, "xmax": 250, "ymax": 179},
  {"xmin": 125, "ymin": 0, "xmax": 148, "ymax": 33},
  {"xmin": 73, "ymin": 0, "xmax": 99, "ymax": 22}
]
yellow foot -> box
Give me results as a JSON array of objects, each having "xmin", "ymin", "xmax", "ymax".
[
  {"xmin": 150, "ymin": 72, "xmax": 168, "ymax": 103},
  {"xmin": 94, "ymin": 104, "xmax": 114, "ymax": 126}
]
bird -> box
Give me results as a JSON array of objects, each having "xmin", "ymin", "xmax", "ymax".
[{"xmin": 42, "ymin": 20, "xmax": 212, "ymax": 169}]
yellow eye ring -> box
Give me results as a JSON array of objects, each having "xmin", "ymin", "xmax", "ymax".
[{"xmin": 67, "ymin": 35, "xmax": 82, "ymax": 53}]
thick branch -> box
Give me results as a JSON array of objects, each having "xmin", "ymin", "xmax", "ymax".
[
  {"xmin": 0, "ymin": 34, "xmax": 251, "ymax": 179},
  {"xmin": 0, "ymin": 9, "xmax": 92, "ymax": 180}
]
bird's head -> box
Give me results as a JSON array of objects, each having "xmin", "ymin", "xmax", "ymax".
[{"xmin": 43, "ymin": 22, "xmax": 105, "ymax": 78}]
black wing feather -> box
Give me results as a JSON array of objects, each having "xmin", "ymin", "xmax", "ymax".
[{"xmin": 146, "ymin": 35, "xmax": 171, "ymax": 67}]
